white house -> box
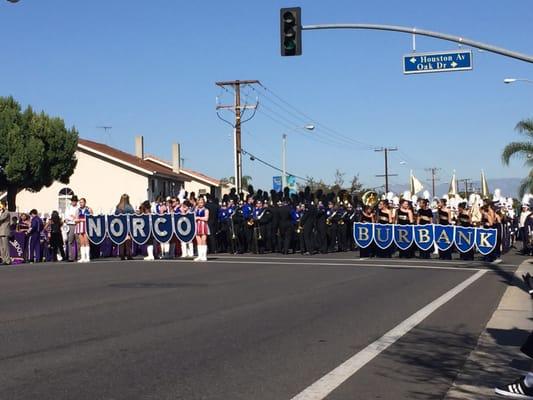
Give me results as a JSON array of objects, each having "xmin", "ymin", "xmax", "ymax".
[{"xmin": 12, "ymin": 136, "xmax": 221, "ymax": 215}]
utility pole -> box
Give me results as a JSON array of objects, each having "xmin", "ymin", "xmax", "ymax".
[
  {"xmin": 374, "ymin": 147, "xmax": 398, "ymax": 193},
  {"xmin": 424, "ymin": 167, "xmax": 441, "ymax": 198},
  {"xmin": 458, "ymin": 178, "xmax": 472, "ymax": 198},
  {"xmin": 215, "ymin": 80, "xmax": 260, "ymax": 194}
]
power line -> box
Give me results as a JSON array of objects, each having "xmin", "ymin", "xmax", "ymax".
[{"xmin": 240, "ymin": 148, "xmax": 309, "ymax": 182}]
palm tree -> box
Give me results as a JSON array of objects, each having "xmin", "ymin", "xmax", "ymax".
[{"xmin": 502, "ymin": 118, "xmax": 533, "ymax": 196}]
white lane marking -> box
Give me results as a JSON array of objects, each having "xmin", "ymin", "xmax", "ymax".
[
  {"xmin": 159, "ymin": 259, "xmax": 481, "ymax": 272},
  {"xmin": 214, "ymin": 254, "xmax": 480, "ymax": 266},
  {"xmin": 289, "ymin": 269, "xmax": 488, "ymax": 400}
]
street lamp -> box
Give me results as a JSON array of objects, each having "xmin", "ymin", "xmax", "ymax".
[
  {"xmin": 282, "ymin": 124, "xmax": 315, "ymax": 190},
  {"xmin": 504, "ymin": 78, "xmax": 533, "ymax": 85}
]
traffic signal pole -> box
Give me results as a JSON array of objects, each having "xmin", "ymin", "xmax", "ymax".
[{"xmin": 300, "ymin": 23, "xmax": 533, "ymax": 63}]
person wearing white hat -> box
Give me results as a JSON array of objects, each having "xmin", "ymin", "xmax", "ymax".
[{"xmin": 520, "ymin": 203, "xmax": 532, "ymax": 255}]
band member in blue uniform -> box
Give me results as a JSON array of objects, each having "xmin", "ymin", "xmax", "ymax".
[
  {"xmin": 417, "ymin": 199, "xmax": 433, "ymax": 259},
  {"xmin": 437, "ymin": 199, "xmax": 452, "ymax": 260},
  {"xmin": 242, "ymin": 196, "xmax": 254, "ymax": 253},
  {"xmin": 291, "ymin": 203, "xmax": 304, "ymax": 254},
  {"xmin": 27, "ymin": 209, "xmax": 44, "ymax": 263},
  {"xmin": 217, "ymin": 201, "xmax": 231, "ymax": 253},
  {"xmin": 301, "ymin": 200, "xmax": 317, "ymax": 255},
  {"xmin": 252, "ymin": 200, "xmax": 265, "ymax": 254},
  {"xmin": 396, "ymin": 199, "xmax": 414, "ymax": 258}
]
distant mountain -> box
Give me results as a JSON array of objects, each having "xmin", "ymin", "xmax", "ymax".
[{"xmin": 389, "ymin": 178, "xmax": 523, "ymax": 199}]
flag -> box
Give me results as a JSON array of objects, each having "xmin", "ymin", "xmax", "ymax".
[
  {"xmin": 448, "ymin": 171, "xmax": 458, "ymax": 197},
  {"xmin": 481, "ymin": 170, "xmax": 490, "ymax": 199},
  {"xmin": 410, "ymin": 170, "xmax": 424, "ymax": 195}
]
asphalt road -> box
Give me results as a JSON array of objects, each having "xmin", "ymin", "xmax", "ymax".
[{"xmin": 0, "ymin": 254, "xmax": 521, "ymax": 400}]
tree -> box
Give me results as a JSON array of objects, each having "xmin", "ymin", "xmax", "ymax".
[
  {"xmin": 220, "ymin": 175, "xmax": 252, "ymax": 189},
  {"xmin": 0, "ymin": 97, "xmax": 78, "ymax": 210},
  {"xmin": 330, "ymin": 169, "xmax": 346, "ymax": 193},
  {"xmin": 349, "ymin": 174, "xmax": 364, "ymax": 194},
  {"xmin": 502, "ymin": 118, "xmax": 533, "ymax": 196}
]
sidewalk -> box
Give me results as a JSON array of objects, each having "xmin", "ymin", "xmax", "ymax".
[{"xmin": 445, "ymin": 258, "xmax": 533, "ymax": 399}]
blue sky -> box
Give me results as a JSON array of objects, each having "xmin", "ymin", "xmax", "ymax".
[{"xmin": 1, "ymin": 0, "xmax": 532, "ymax": 194}]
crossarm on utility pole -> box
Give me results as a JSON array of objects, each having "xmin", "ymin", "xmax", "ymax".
[{"xmin": 302, "ymin": 24, "xmax": 533, "ymax": 63}]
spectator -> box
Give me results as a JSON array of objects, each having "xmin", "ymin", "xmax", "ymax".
[
  {"xmin": 115, "ymin": 194, "xmax": 135, "ymax": 260},
  {"xmin": 46, "ymin": 210, "xmax": 66, "ymax": 261},
  {"xmin": 0, "ymin": 201, "xmax": 11, "ymax": 265}
]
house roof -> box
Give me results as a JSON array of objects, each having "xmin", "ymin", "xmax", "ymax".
[
  {"xmin": 143, "ymin": 155, "xmax": 220, "ymax": 187},
  {"xmin": 77, "ymin": 139, "xmax": 190, "ymax": 181}
]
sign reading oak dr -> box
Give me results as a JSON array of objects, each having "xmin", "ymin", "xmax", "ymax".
[{"xmin": 403, "ymin": 50, "xmax": 473, "ymax": 74}]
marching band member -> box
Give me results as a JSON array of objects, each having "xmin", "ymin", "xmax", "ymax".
[
  {"xmin": 437, "ymin": 198, "xmax": 452, "ymax": 260},
  {"xmin": 194, "ymin": 197, "xmax": 209, "ymax": 262},
  {"xmin": 417, "ymin": 199, "xmax": 433, "ymax": 259},
  {"xmin": 242, "ymin": 196, "xmax": 254, "ymax": 253},
  {"xmin": 139, "ymin": 200, "xmax": 155, "ymax": 261},
  {"xmin": 75, "ymin": 198, "xmax": 93, "ymax": 263},
  {"xmin": 457, "ymin": 202, "xmax": 474, "ymax": 261},
  {"xmin": 217, "ymin": 201, "xmax": 231, "ymax": 254},
  {"xmin": 178, "ymin": 200, "xmax": 194, "ymax": 258},
  {"xmin": 325, "ymin": 201, "xmax": 337, "ymax": 253},
  {"xmin": 481, "ymin": 200, "xmax": 497, "ymax": 263},
  {"xmin": 396, "ymin": 199, "xmax": 414, "ymax": 258},
  {"xmin": 359, "ymin": 204, "xmax": 375, "ymax": 259},
  {"xmin": 278, "ymin": 198, "xmax": 293, "ymax": 255},
  {"xmin": 376, "ymin": 199, "xmax": 393, "ymax": 258},
  {"xmin": 519, "ymin": 203, "xmax": 532, "ymax": 255},
  {"xmin": 27, "ymin": 209, "xmax": 44, "ymax": 263}
]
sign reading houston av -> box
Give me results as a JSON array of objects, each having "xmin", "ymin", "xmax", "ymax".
[
  {"xmin": 403, "ymin": 50, "xmax": 473, "ymax": 74},
  {"xmin": 86, "ymin": 213, "xmax": 197, "ymax": 245},
  {"xmin": 353, "ymin": 223, "xmax": 497, "ymax": 255}
]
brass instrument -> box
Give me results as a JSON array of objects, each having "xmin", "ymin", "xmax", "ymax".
[
  {"xmin": 338, "ymin": 210, "xmax": 347, "ymax": 225},
  {"xmin": 362, "ymin": 190, "xmax": 379, "ymax": 208},
  {"xmin": 230, "ymin": 212, "xmax": 237, "ymax": 240},
  {"xmin": 326, "ymin": 210, "xmax": 337, "ymax": 226}
]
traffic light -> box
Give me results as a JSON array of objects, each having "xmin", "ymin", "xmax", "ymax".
[{"xmin": 280, "ymin": 7, "xmax": 302, "ymax": 56}]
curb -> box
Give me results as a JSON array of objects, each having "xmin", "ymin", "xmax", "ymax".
[{"xmin": 444, "ymin": 259, "xmax": 533, "ymax": 399}]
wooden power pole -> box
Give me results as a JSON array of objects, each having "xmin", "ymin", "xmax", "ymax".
[
  {"xmin": 215, "ymin": 80, "xmax": 259, "ymax": 194},
  {"xmin": 375, "ymin": 147, "xmax": 398, "ymax": 193}
]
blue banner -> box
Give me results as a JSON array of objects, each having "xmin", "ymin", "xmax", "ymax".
[
  {"xmin": 353, "ymin": 222, "xmax": 374, "ymax": 249},
  {"xmin": 151, "ymin": 214, "xmax": 174, "ymax": 243},
  {"xmin": 434, "ymin": 225, "xmax": 455, "ymax": 252},
  {"xmin": 414, "ymin": 225, "xmax": 435, "ymax": 252},
  {"xmin": 129, "ymin": 214, "xmax": 152, "ymax": 245},
  {"xmin": 86, "ymin": 215, "xmax": 107, "ymax": 245},
  {"xmin": 455, "ymin": 226, "xmax": 476, "ymax": 253},
  {"xmin": 107, "ymin": 214, "xmax": 129, "ymax": 245},
  {"xmin": 354, "ymin": 223, "xmax": 498, "ymax": 256},
  {"xmin": 173, "ymin": 213, "xmax": 196, "ymax": 243},
  {"xmin": 475, "ymin": 228, "xmax": 498, "ymax": 256},
  {"xmin": 393, "ymin": 225, "xmax": 414, "ymax": 251},
  {"xmin": 374, "ymin": 224, "xmax": 394, "ymax": 250}
]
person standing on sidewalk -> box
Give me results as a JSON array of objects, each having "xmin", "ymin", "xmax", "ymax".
[
  {"xmin": 64, "ymin": 195, "xmax": 79, "ymax": 261},
  {"xmin": 0, "ymin": 201, "xmax": 11, "ymax": 265}
]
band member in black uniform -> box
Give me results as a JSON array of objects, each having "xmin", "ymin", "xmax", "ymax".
[
  {"xmin": 315, "ymin": 200, "xmax": 327, "ymax": 254},
  {"xmin": 301, "ymin": 200, "xmax": 317, "ymax": 255},
  {"xmin": 205, "ymin": 195, "xmax": 219, "ymax": 254},
  {"xmin": 417, "ymin": 199, "xmax": 433, "ymax": 259},
  {"xmin": 376, "ymin": 200, "xmax": 393, "ymax": 258},
  {"xmin": 217, "ymin": 201, "xmax": 231, "ymax": 253},
  {"xmin": 359, "ymin": 205, "xmax": 375, "ymax": 258},
  {"xmin": 336, "ymin": 204, "xmax": 348, "ymax": 252},
  {"xmin": 457, "ymin": 202, "xmax": 474, "ymax": 261},
  {"xmin": 437, "ymin": 198, "xmax": 452, "ymax": 260},
  {"xmin": 325, "ymin": 201, "xmax": 338, "ymax": 252},
  {"xmin": 261, "ymin": 199, "xmax": 274, "ymax": 252},
  {"xmin": 228, "ymin": 200, "xmax": 241, "ymax": 254},
  {"xmin": 396, "ymin": 199, "xmax": 414, "ymax": 258},
  {"xmin": 481, "ymin": 199, "xmax": 501, "ymax": 263},
  {"xmin": 346, "ymin": 203, "xmax": 357, "ymax": 251},
  {"xmin": 278, "ymin": 199, "xmax": 293, "ymax": 255}
]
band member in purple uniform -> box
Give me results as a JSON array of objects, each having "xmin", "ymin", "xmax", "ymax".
[{"xmin": 27, "ymin": 209, "xmax": 44, "ymax": 263}]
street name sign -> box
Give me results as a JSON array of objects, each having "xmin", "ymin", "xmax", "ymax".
[{"xmin": 403, "ymin": 50, "xmax": 473, "ymax": 74}]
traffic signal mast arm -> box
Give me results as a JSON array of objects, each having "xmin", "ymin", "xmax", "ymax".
[{"xmin": 300, "ymin": 23, "xmax": 533, "ymax": 63}]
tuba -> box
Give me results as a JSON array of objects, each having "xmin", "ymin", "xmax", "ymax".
[{"xmin": 362, "ymin": 191, "xmax": 379, "ymax": 208}]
